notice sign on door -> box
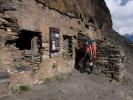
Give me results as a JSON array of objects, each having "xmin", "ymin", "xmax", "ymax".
[{"xmin": 49, "ymin": 27, "xmax": 60, "ymax": 57}]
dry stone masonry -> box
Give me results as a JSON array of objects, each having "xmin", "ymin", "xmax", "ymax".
[{"xmin": 95, "ymin": 45, "xmax": 125, "ymax": 82}]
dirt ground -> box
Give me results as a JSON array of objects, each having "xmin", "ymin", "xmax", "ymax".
[{"xmin": 1, "ymin": 69, "xmax": 133, "ymax": 100}]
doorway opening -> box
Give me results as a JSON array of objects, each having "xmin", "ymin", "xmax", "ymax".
[
  {"xmin": 75, "ymin": 33, "xmax": 91, "ymax": 70},
  {"xmin": 63, "ymin": 35, "xmax": 73, "ymax": 58}
]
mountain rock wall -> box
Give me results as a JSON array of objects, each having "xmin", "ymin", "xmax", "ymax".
[{"xmin": 35, "ymin": 0, "xmax": 112, "ymax": 29}]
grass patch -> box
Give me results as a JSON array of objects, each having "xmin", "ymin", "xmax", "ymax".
[
  {"xmin": 43, "ymin": 78, "xmax": 51, "ymax": 83},
  {"xmin": 42, "ymin": 73, "xmax": 73, "ymax": 84},
  {"xmin": 55, "ymin": 73, "xmax": 72, "ymax": 82},
  {"xmin": 55, "ymin": 76, "xmax": 64, "ymax": 81},
  {"xmin": 19, "ymin": 85, "xmax": 30, "ymax": 92},
  {"xmin": 11, "ymin": 85, "xmax": 31, "ymax": 94}
]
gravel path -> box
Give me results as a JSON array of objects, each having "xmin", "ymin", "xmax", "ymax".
[{"xmin": 1, "ymin": 70, "xmax": 133, "ymax": 100}]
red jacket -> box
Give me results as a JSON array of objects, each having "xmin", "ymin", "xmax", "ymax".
[
  {"xmin": 85, "ymin": 44, "xmax": 96, "ymax": 61},
  {"xmin": 85, "ymin": 45, "xmax": 93, "ymax": 61},
  {"xmin": 91, "ymin": 44, "xmax": 96, "ymax": 60}
]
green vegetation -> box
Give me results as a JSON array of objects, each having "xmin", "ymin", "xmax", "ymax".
[
  {"xmin": 55, "ymin": 75, "xmax": 64, "ymax": 81},
  {"xmin": 11, "ymin": 85, "xmax": 31, "ymax": 94},
  {"xmin": 43, "ymin": 78, "xmax": 51, "ymax": 83},
  {"xmin": 19, "ymin": 85, "xmax": 30, "ymax": 92},
  {"xmin": 55, "ymin": 72, "xmax": 72, "ymax": 82}
]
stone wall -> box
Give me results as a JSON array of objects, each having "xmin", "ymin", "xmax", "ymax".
[
  {"xmin": 96, "ymin": 44, "xmax": 125, "ymax": 82},
  {"xmin": 0, "ymin": 0, "xmax": 103, "ymax": 86}
]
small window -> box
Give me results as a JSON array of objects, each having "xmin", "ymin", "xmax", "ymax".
[
  {"xmin": 63, "ymin": 35, "xmax": 73, "ymax": 58},
  {"xmin": 16, "ymin": 30, "xmax": 42, "ymax": 51}
]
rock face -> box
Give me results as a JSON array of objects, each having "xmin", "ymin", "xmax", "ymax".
[
  {"xmin": 0, "ymin": 0, "xmax": 112, "ymax": 30},
  {"xmin": 35, "ymin": 0, "xmax": 112, "ymax": 29},
  {"xmin": 0, "ymin": 0, "xmax": 132, "ymax": 97}
]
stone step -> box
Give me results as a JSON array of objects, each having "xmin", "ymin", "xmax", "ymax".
[
  {"xmin": 97, "ymin": 53, "xmax": 105, "ymax": 55},
  {"xmin": 96, "ymin": 57, "xmax": 109, "ymax": 60},
  {"xmin": 97, "ymin": 52, "xmax": 105, "ymax": 54},
  {"xmin": 97, "ymin": 52, "xmax": 106, "ymax": 54},
  {"xmin": 97, "ymin": 55, "xmax": 107, "ymax": 57},
  {"xmin": 109, "ymin": 54, "xmax": 121, "ymax": 57},
  {"xmin": 94, "ymin": 60, "xmax": 109, "ymax": 63},
  {"xmin": 108, "ymin": 51, "xmax": 121, "ymax": 54},
  {"xmin": 101, "ymin": 70, "xmax": 115, "ymax": 73},
  {"xmin": 97, "ymin": 51, "xmax": 104, "ymax": 53}
]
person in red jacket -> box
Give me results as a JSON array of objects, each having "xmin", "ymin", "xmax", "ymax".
[
  {"xmin": 91, "ymin": 40, "xmax": 97, "ymax": 61},
  {"xmin": 82, "ymin": 41, "xmax": 92, "ymax": 72},
  {"xmin": 82, "ymin": 40, "xmax": 96, "ymax": 74}
]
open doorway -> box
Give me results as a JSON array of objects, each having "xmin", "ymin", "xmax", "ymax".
[
  {"xmin": 16, "ymin": 30, "xmax": 42, "ymax": 51},
  {"xmin": 63, "ymin": 35, "xmax": 73, "ymax": 58},
  {"xmin": 75, "ymin": 33, "xmax": 91, "ymax": 70}
]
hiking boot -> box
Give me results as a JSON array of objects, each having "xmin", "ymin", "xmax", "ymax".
[{"xmin": 80, "ymin": 67, "xmax": 86, "ymax": 73}]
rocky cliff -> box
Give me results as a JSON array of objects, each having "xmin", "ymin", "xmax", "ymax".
[
  {"xmin": 35, "ymin": 0, "xmax": 112, "ymax": 28},
  {"xmin": 0, "ymin": 0, "xmax": 112, "ymax": 30}
]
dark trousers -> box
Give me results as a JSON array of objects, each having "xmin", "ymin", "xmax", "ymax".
[
  {"xmin": 82, "ymin": 54, "xmax": 93, "ymax": 73},
  {"xmin": 82, "ymin": 53, "xmax": 90, "ymax": 69}
]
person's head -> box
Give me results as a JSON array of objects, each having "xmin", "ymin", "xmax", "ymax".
[
  {"xmin": 90, "ymin": 39, "xmax": 96, "ymax": 45},
  {"xmin": 85, "ymin": 41, "xmax": 90, "ymax": 46}
]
